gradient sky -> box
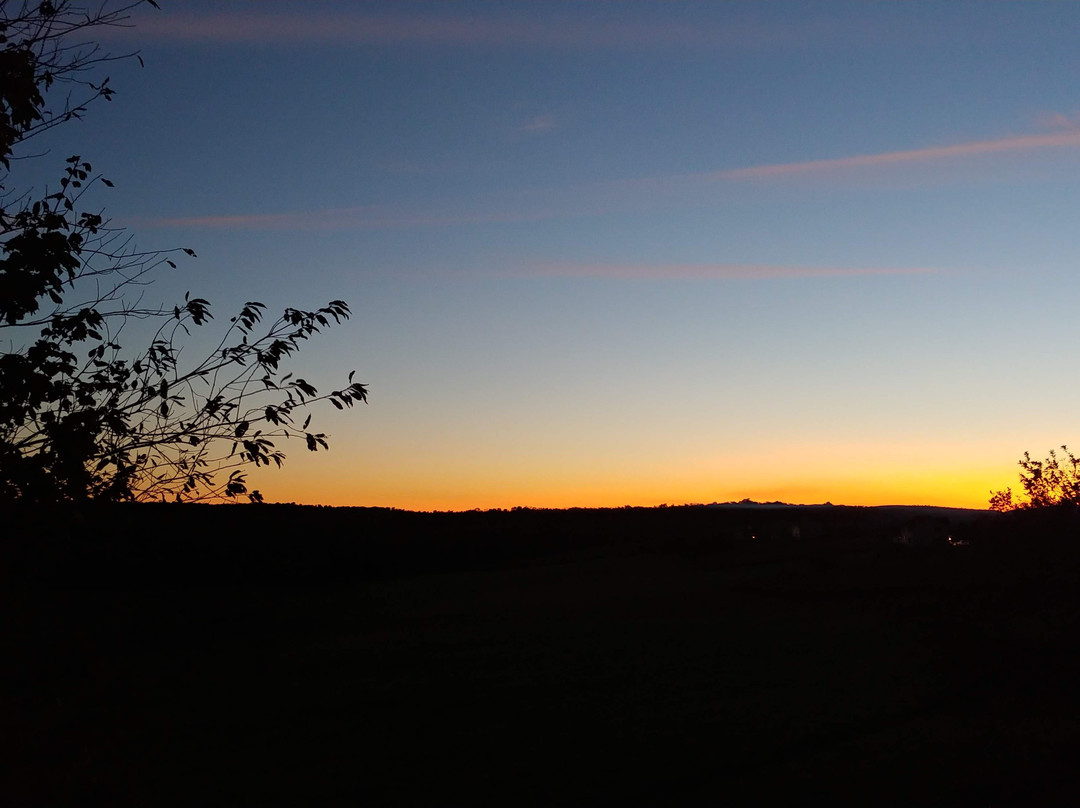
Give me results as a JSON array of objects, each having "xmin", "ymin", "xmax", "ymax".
[{"xmin": 26, "ymin": 1, "xmax": 1080, "ymax": 509}]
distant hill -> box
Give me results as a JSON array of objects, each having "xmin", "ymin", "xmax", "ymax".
[
  {"xmin": 706, "ymin": 499, "xmax": 989, "ymax": 522},
  {"xmin": 707, "ymin": 499, "xmax": 828, "ymax": 510},
  {"xmin": 870, "ymin": 504, "xmax": 991, "ymax": 522}
]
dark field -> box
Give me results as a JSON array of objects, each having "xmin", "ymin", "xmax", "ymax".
[{"xmin": 3, "ymin": 504, "xmax": 1080, "ymax": 805}]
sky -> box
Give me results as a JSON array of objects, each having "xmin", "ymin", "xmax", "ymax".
[{"xmin": 24, "ymin": 0, "xmax": 1080, "ymax": 509}]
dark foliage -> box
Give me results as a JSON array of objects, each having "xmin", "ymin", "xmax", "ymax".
[
  {"xmin": 989, "ymin": 445, "xmax": 1080, "ymax": 511},
  {"xmin": 0, "ymin": 1, "xmax": 366, "ymax": 504}
]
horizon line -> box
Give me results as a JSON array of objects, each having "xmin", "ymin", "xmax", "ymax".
[{"xmin": 237, "ymin": 499, "xmax": 991, "ymax": 513}]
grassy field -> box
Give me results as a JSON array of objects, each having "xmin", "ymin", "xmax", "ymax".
[{"xmin": 4, "ymin": 505, "xmax": 1080, "ymax": 804}]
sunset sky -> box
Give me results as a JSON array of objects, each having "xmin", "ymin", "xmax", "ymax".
[{"xmin": 31, "ymin": 1, "xmax": 1080, "ymax": 509}]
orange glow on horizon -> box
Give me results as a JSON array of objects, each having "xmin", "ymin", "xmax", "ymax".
[
  {"xmin": 258, "ymin": 462, "xmax": 1014, "ymax": 512},
  {"xmin": 246, "ymin": 426, "xmax": 1026, "ymax": 513}
]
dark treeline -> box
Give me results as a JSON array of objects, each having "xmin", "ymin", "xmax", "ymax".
[{"xmin": 6, "ymin": 499, "xmax": 1069, "ymax": 587}]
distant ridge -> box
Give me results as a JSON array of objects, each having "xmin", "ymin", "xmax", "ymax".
[
  {"xmin": 706, "ymin": 498, "xmax": 834, "ymax": 509},
  {"xmin": 706, "ymin": 499, "xmax": 813, "ymax": 509},
  {"xmin": 705, "ymin": 499, "xmax": 990, "ymax": 518}
]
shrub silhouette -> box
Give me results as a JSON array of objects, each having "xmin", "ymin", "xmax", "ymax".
[
  {"xmin": 989, "ymin": 446, "xmax": 1080, "ymax": 511},
  {"xmin": 0, "ymin": 2, "xmax": 367, "ymax": 504}
]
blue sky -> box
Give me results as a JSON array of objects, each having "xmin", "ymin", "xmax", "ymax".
[{"xmin": 23, "ymin": 1, "xmax": 1080, "ymax": 508}]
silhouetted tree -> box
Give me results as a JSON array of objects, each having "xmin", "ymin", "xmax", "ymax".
[
  {"xmin": 989, "ymin": 446, "xmax": 1080, "ymax": 512},
  {"xmin": 0, "ymin": 1, "xmax": 367, "ymax": 504}
]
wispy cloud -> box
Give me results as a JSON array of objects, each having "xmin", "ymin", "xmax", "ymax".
[
  {"xmin": 137, "ymin": 205, "xmax": 555, "ymax": 232},
  {"xmin": 711, "ymin": 128, "xmax": 1080, "ymax": 181},
  {"xmin": 505, "ymin": 120, "xmax": 1080, "ymax": 205},
  {"xmin": 1035, "ymin": 111, "xmax": 1080, "ymax": 131},
  {"xmin": 138, "ymin": 122, "xmax": 1080, "ymax": 233},
  {"xmin": 529, "ymin": 263, "xmax": 941, "ymax": 280},
  {"xmin": 520, "ymin": 114, "xmax": 556, "ymax": 134}
]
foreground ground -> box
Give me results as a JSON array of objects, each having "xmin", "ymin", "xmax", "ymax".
[{"xmin": 3, "ymin": 505, "xmax": 1079, "ymax": 804}]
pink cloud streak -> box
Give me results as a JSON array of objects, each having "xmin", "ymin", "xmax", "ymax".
[
  {"xmin": 137, "ymin": 206, "xmax": 555, "ymax": 232},
  {"xmin": 137, "ymin": 122, "xmax": 1080, "ymax": 233},
  {"xmin": 713, "ymin": 128, "xmax": 1080, "ymax": 180},
  {"xmin": 531, "ymin": 263, "xmax": 941, "ymax": 280}
]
